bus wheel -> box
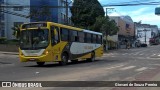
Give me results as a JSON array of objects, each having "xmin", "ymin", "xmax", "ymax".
[
  {"xmin": 59, "ymin": 53, "xmax": 68, "ymax": 65},
  {"xmin": 87, "ymin": 52, "xmax": 95, "ymax": 62},
  {"xmin": 36, "ymin": 62, "xmax": 45, "ymax": 66}
]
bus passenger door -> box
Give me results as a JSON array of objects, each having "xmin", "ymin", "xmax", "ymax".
[{"xmin": 51, "ymin": 26, "xmax": 60, "ymax": 61}]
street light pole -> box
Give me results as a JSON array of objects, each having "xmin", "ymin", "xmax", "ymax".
[
  {"xmin": 105, "ymin": 7, "xmax": 114, "ymax": 16},
  {"xmin": 145, "ymin": 30, "xmax": 146, "ymax": 43}
]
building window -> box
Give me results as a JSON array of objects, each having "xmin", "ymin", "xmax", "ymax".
[
  {"xmin": 0, "ymin": 0, "xmax": 4, "ymax": 3},
  {"xmin": 13, "ymin": 6, "xmax": 23, "ymax": 11},
  {"xmin": 1, "ymin": 30, "xmax": 5, "ymax": 37},
  {"xmin": 0, "ymin": 14, "xmax": 4, "ymax": 20}
]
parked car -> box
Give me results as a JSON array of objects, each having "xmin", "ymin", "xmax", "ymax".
[{"xmin": 141, "ymin": 43, "xmax": 147, "ymax": 47}]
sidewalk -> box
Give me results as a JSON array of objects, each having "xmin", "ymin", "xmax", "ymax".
[{"xmin": 0, "ymin": 51, "xmax": 19, "ymax": 55}]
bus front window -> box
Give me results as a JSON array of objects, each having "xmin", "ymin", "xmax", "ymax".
[{"xmin": 20, "ymin": 29, "xmax": 49, "ymax": 50}]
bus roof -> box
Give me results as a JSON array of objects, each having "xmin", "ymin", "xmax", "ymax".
[
  {"xmin": 48, "ymin": 22, "xmax": 82, "ymax": 31},
  {"xmin": 83, "ymin": 30, "xmax": 102, "ymax": 35},
  {"xmin": 22, "ymin": 22, "xmax": 102, "ymax": 35}
]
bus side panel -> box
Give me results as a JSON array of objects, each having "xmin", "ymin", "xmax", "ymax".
[
  {"xmin": 68, "ymin": 42, "xmax": 103, "ymax": 60},
  {"xmin": 54, "ymin": 41, "xmax": 68, "ymax": 61},
  {"xmin": 95, "ymin": 46, "xmax": 103, "ymax": 57}
]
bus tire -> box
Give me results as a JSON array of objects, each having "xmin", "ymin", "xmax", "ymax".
[
  {"xmin": 59, "ymin": 53, "xmax": 68, "ymax": 65},
  {"xmin": 36, "ymin": 62, "xmax": 45, "ymax": 66},
  {"xmin": 87, "ymin": 52, "xmax": 95, "ymax": 62}
]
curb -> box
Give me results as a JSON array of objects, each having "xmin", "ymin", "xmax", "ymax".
[{"xmin": 0, "ymin": 51, "xmax": 18, "ymax": 55}]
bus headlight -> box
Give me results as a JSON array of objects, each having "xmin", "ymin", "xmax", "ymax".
[
  {"xmin": 45, "ymin": 51, "xmax": 49, "ymax": 55},
  {"xmin": 43, "ymin": 50, "xmax": 49, "ymax": 55}
]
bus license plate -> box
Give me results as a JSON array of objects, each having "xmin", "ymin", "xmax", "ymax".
[{"xmin": 29, "ymin": 59, "xmax": 36, "ymax": 61}]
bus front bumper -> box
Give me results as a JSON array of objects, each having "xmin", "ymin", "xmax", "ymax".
[{"xmin": 19, "ymin": 54, "xmax": 53, "ymax": 62}]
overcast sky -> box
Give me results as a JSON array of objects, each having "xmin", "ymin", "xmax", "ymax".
[{"xmin": 98, "ymin": 0, "xmax": 160, "ymax": 28}]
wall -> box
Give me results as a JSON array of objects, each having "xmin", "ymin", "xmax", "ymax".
[
  {"xmin": 110, "ymin": 16, "xmax": 135, "ymax": 37},
  {"xmin": 0, "ymin": 44, "xmax": 18, "ymax": 52},
  {"xmin": 4, "ymin": 0, "xmax": 30, "ymax": 39},
  {"xmin": 30, "ymin": 0, "xmax": 58, "ymax": 22},
  {"xmin": 58, "ymin": 0, "xmax": 72, "ymax": 24}
]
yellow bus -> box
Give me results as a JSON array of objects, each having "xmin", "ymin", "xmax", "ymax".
[{"xmin": 19, "ymin": 22, "xmax": 103, "ymax": 66}]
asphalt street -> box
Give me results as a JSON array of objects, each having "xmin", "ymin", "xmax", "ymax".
[{"xmin": 1, "ymin": 45, "xmax": 160, "ymax": 90}]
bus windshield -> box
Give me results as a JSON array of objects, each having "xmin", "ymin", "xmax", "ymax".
[{"xmin": 20, "ymin": 29, "xmax": 49, "ymax": 50}]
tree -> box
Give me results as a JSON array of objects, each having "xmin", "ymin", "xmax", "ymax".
[
  {"xmin": 70, "ymin": 0, "xmax": 105, "ymax": 29},
  {"xmin": 101, "ymin": 20, "xmax": 119, "ymax": 36},
  {"xmin": 92, "ymin": 16, "xmax": 119, "ymax": 36},
  {"xmin": 12, "ymin": 25, "xmax": 21, "ymax": 39}
]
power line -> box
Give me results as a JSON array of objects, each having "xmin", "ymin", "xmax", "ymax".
[{"xmin": 102, "ymin": 2, "xmax": 160, "ymax": 7}]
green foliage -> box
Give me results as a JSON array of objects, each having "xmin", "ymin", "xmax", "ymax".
[
  {"xmin": 90, "ymin": 16, "xmax": 109, "ymax": 32},
  {"xmin": 92, "ymin": 16, "xmax": 119, "ymax": 36},
  {"xmin": 70, "ymin": 0, "xmax": 119, "ymax": 36},
  {"xmin": 12, "ymin": 25, "xmax": 21, "ymax": 39},
  {"xmin": 0, "ymin": 37, "xmax": 7, "ymax": 44},
  {"xmin": 7, "ymin": 39, "xmax": 19, "ymax": 45},
  {"xmin": 70, "ymin": 0, "xmax": 105, "ymax": 29}
]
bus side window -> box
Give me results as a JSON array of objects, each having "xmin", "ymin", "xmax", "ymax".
[
  {"xmin": 97, "ymin": 35, "xmax": 102, "ymax": 44},
  {"xmin": 51, "ymin": 26, "xmax": 59, "ymax": 45},
  {"xmin": 70, "ymin": 30, "xmax": 78, "ymax": 42},
  {"xmin": 92, "ymin": 34, "xmax": 96, "ymax": 43},
  {"xmin": 51, "ymin": 26, "xmax": 55, "ymax": 45},
  {"xmin": 61, "ymin": 28, "xmax": 69, "ymax": 41},
  {"xmin": 54, "ymin": 27, "xmax": 60, "ymax": 43},
  {"xmin": 78, "ymin": 32, "xmax": 84, "ymax": 43},
  {"xmin": 87, "ymin": 33, "xmax": 91, "ymax": 43},
  {"xmin": 84, "ymin": 33, "xmax": 87, "ymax": 43}
]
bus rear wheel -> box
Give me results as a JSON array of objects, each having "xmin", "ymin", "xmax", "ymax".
[
  {"xmin": 59, "ymin": 53, "xmax": 68, "ymax": 65},
  {"xmin": 36, "ymin": 62, "xmax": 45, "ymax": 66},
  {"xmin": 87, "ymin": 52, "xmax": 95, "ymax": 62}
]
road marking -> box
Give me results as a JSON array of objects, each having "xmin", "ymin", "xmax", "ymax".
[
  {"xmin": 120, "ymin": 66, "xmax": 136, "ymax": 70},
  {"xmin": 0, "ymin": 63, "xmax": 15, "ymax": 67},
  {"xmin": 150, "ymin": 64, "xmax": 160, "ymax": 66},
  {"xmin": 122, "ymin": 53, "xmax": 128, "ymax": 55},
  {"xmin": 151, "ymin": 54, "xmax": 156, "ymax": 56},
  {"xmin": 104, "ymin": 64, "xmax": 125, "ymax": 70},
  {"xmin": 133, "ymin": 53, "xmax": 139, "ymax": 55},
  {"xmin": 158, "ymin": 54, "xmax": 160, "ymax": 56},
  {"xmin": 135, "ymin": 67, "xmax": 147, "ymax": 72},
  {"xmin": 139, "ymin": 53, "xmax": 144, "ymax": 55}
]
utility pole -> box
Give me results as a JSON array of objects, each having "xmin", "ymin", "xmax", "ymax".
[
  {"xmin": 143, "ymin": 29, "xmax": 150, "ymax": 44},
  {"xmin": 105, "ymin": 7, "xmax": 114, "ymax": 16}
]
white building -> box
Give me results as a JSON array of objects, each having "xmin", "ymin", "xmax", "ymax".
[
  {"xmin": 135, "ymin": 23, "xmax": 159, "ymax": 45},
  {"xmin": 2, "ymin": 0, "xmax": 72, "ymax": 39},
  {"xmin": 0, "ymin": 0, "xmax": 5, "ymax": 37},
  {"xmin": 58, "ymin": 0, "xmax": 72, "ymax": 25},
  {"xmin": 4, "ymin": 0, "xmax": 30, "ymax": 39}
]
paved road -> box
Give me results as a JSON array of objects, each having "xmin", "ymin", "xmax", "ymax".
[{"xmin": 1, "ymin": 45, "xmax": 160, "ymax": 90}]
